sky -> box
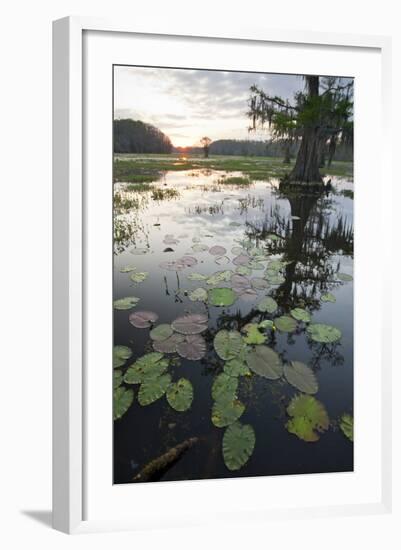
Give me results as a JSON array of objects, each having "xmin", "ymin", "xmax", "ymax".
[{"xmin": 115, "ymin": 66, "xmax": 347, "ymax": 147}]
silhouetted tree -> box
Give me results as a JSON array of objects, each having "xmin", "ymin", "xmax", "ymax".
[
  {"xmin": 200, "ymin": 136, "xmax": 212, "ymax": 158},
  {"xmin": 114, "ymin": 119, "xmax": 172, "ymax": 154}
]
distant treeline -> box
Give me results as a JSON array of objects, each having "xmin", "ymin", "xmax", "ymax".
[
  {"xmin": 176, "ymin": 139, "xmax": 353, "ymax": 161},
  {"xmin": 114, "ymin": 119, "xmax": 173, "ymax": 154}
]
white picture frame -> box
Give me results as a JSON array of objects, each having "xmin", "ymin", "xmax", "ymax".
[{"xmin": 52, "ymin": 16, "xmax": 392, "ymax": 534}]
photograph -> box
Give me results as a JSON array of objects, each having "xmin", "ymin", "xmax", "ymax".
[{"xmin": 112, "ymin": 65, "xmax": 354, "ymax": 484}]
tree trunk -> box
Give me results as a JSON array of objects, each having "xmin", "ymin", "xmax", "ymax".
[
  {"xmin": 283, "ymin": 141, "xmax": 291, "ymax": 164},
  {"xmin": 289, "ymin": 76, "xmax": 323, "ymax": 184}
]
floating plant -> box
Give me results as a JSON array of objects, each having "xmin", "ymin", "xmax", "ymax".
[
  {"xmin": 222, "ymin": 422, "xmax": 255, "ymax": 471},
  {"xmin": 283, "ymin": 361, "xmax": 318, "ymax": 394},
  {"xmin": 286, "ymin": 394, "xmax": 329, "ymax": 442},
  {"xmin": 113, "ymin": 387, "xmax": 134, "ymax": 420},
  {"xmin": 307, "ymin": 323, "xmax": 342, "ymax": 343},
  {"xmin": 166, "ymin": 378, "xmax": 194, "ymax": 412},
  {"xmin": 128, "ymin": 310, "xmax": 158, "ymax": 329}
]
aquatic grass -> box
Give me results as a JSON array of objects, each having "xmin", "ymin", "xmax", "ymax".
[{"xmin": 151, "ymin": 188, "xmax": 180, "ymax": 201}]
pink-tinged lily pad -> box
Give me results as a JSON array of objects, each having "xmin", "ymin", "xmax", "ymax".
[
  {"xmin": 231, "ymin": 274, "xmax": 251, "ymax": 293},
  {"xmin": 163, "ymin": 234, "xmax": 179, "ymax": 245},
  {"xmin": 128, "ymin": 310, "xmax": 158, "ymax": 328},
  {"xmin": 153, "ymin": 333, "xmax": 185, "ymax": 353},
  {"xmin": 171, "ymin": 313, "xmax": 208, "ymax": 335},
  {"xmin": 238, "ymin": 288, "xmax": 258, "ymax": 301},
  {"xmin": 251, "ymin": 277, "xmax": 269, "ymax": 290},
  {"xmin": 209, "ymin": 245, "xmax": 227, "ymax": 256},
  {"xmin": 159, "ymin": 255, "xmax": 198, "ymax": 271},
  {"xmin": 177, "ymin": 334, "xmax": 207, "ymax": 360},
  {"xmin": 233, "ymin": 254, "xmax": 250, "ymax": 266}
]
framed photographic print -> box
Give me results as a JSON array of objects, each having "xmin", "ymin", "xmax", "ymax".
[{"xmin": 52, "ymin": 17, "xmax": 392, "ymax": 533}]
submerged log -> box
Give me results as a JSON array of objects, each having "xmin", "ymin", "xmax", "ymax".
[{"xmin": 133, "ymin": 437, "xmax": 199, "ymax": 482}]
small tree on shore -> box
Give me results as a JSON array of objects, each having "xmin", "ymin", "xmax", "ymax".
[
  {"xmin": 200, "ymin": 136, "xmax": 212, "ymax": 158},
  {"xmin": 248, "ymin": 76, "xmax": 353, "ymax": 184}
]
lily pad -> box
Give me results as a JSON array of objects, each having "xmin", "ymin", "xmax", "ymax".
[
  {"xmin": 275, "ymin": 315, "xmax": 297, "ymax": 332},
  {"xmin": 113, "ymin": 387, "xmax": 134, "ymax": 420},
  {"xmin": 187, "ymin": 272, "xmax": 208, "ymax": 281},
  {"xmin": 238, "ymin": 288, "xmax": 258, "ymax": 301},
  {"xmin": 209, "ymin": 245, "xmax": 227, "ymax": 256},
  {"xmin": 129, "ymin": 247, "xmax": 149, "ymax": 255},
  {"xmin": 224, "ymin": 358, "xmax": 250, "ymax": 377},
  {"xmin": 113, "ymin": 345, "xmax": 132, "ymax": 368},
  {"xmin": 258, "ymin": 319, "xmax": 275, "ymax": 330},
  {"xmin": 222, "ymin": 422, "xmax": 255, "ymax": 471},
  {"xmin": 290, "ymin": 308, "xmax": 311, "ymax": 323},
  {"xmin": 153, "ymin": 333, "xmax": 185, "ymax": 353},
  {"xmin": 208, "ymin": 287, "xmax": 236, "ymax": 307},
  {"xmin": 177, "ymin": 334, "xmax": 206, "ymax": 360},
  {"xmin": 138, "ymin": 373, "xmax": 172, "ymax": 406},
  {"xmin": 286, "ymin": 394, "xmax": 329, "ymax": 442},
  {"xmin": 233, "ymin": 254, "xmax": 250, "ymax": 266},
  {"xmin": 130, "ymin": 271, "xmax": 149, "ymax": 283},
  {"xmin": 283, "ymin": 361, "xmax": 318, "ymax": 394},
  {"xmin": 113, "ymin": 370, "xmax": 123, "ymax": 389},
  {"xmin": 247, "ymin": 260, "xmax": 264, "ymax": 270},
  {"xmin": 215, "ymin": 255, "xmax": 230, "ymax": 266},
  {"xmin": 172, "ymin": 313, "xmax": 208, "ymax": 335},
  {"xmin": 337, "ymin": 272, "xmax": 353, "ymax": 282},
  {"xmin": 206, "ymin": 270, "xmax": 233, "ymax": 285},
  {"xmin": 307, "ymin": 323, "xmax": 342, "ymax": 343},
  {"xmin": 192, "ymin": 243, "xmax": 209, "ymax": 253},
  {"xmin": 212, "ymin": 399, "xmax": 245, "ymax": 428},
  {"xmin": 265, "ymin": 272, "xmax": 285, "ymax": 285},
  {"xmin": 235, "ymin": 265, "xmax": 252, "ymax": 276},
  {"xmin": 251, "ymin": 277, "xmax": 269, "ymax": 290},
  {"xmin": 119, "ymin": 266, "xmax": 136, "ymax": 273},
  {"xmin": 150, "ymin": 324, "xmax": 174, "ymax": 341},
  {"xmin": 113, "ymin": 296, "xmax": 140, "ymax": 310},
  {"xmin": 339, "ymin": 413, "xmax": 354, "ymax": 441},
  {"xmin": 242, "ymin": 324, "xmax": 266, "ymax": 345},
  {"xmin": 231, "ymin": 274, "xmax": 250, "ymax": 293},
  {"xmin": 214, "ymin": 330, "xmax": 243, "ymax": 360},
  {"xmin": 232, "ymin": 246, "xmax": 245, "ymax": 255},
  {"xmin": 211, "ymin": 373, "xmax": 238, "ymax": 402},
  {"xmin": 188, "ymin": 287, "xmax": 208, "ymax": 302},
  {"xmin": 257, "ymin": 296, "xmax": 278, "ymax": 314},
  {"xmin": 229, "ymin": 221, "xmax": 241, "ymax": 227},
  {"xmin": 321, "ymin": 292, "xmax": 336, "ymax": 303},
  {"xmin": 166, "ymin": 378, "xmax": 194, "ymax": 412},
  {"xmin": 124, "ymin": 352, "xmax": 168, "ymax": 384},
  {"xmin": 246, "ymin": 345, "xmax": 283, "ymax": 380},
  {"xmin": 128, "ymin": 310, "xmax": 158, "ymax": 328}
]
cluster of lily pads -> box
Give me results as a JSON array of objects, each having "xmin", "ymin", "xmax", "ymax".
[{"xmin": 113, "ymin": 235, "xmax": 354, "ymax": 473}]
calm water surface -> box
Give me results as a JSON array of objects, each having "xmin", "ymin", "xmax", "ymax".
[{"xmin": 113, "ymin": 169, "xmax": 354, "ymax": 483}]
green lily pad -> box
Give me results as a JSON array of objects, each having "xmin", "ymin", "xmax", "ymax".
[
  {"xmin": 166, "ymin": 378, "xmax": 194, "ymax": 412},
  {"xmin": 211, "ymin": 399, "xmax": 245, "ymax": 428},
  {"xmin": 339, "ymin": 413, "xmax": 354, "ymax": 441},
  {"xmin": 321, "ymin": 292, "xmax": 336, "ymax": 303},
  {"xmin": 290, "ymin": 308, "xmax": 311, "ymax": 323},
  {"xmin": 211, "ymin": 373, "xmax": 238, "ymax": 402},
  {"xmin": 119, "ymin": 265, "xmax": 136, "ymax": 273},
  {"xmin": 283, "ymin": 361, "xmax": 318, "ymax": 394},
  {"xmin": 171, "ymin": 313, "xmax": 208, "ymax": 335},
  {"xmin": 337, "ymin": 272, "xmax": 353, "ymax": 282},
  {"xmin": 150, "ymin": 324, "xmax": 174, "ymax": 341},
  {"xmin": 258, "ymin": 320, "xmax": 275, "ymax": 330},
  {"xmin": 257, "ymin": 296, "xmax": 278, "ymax": 314},
  {"xmin": 113, "ymin": 387, "xmax": 134, "ymax": 420},
  {"xmin": 129, "ymin": 271, "xmax": 149, "ymax": 283},
  {"xmin": 247, "ymin": 260, "xmax": 264, "ymax": 270},
  {"xmin": 246, "ymin": 345, "xmax": 283, "ymax": 380},
  {"xmin": 206, "ymin": 270, "xmax": 233, "ymax": 285},
  {"xmin": 235, "ymin": 265, "xmax": 252, "ymax": 276},
  {"xmin": 242, "ymin": 324, "xmax": 266, "ymax": 345},
  {"xmin": 124, "ymin": 352, "xmax": 168, "ymax": 384},
  {"xmin": 152, "ymin": 333, "xmax": 185, "ymax": 354},
  {"xmin": 307, "ymin": 323, "xmax": 342, "ymax": 343},
  {"xmin": 188, "ymin": 287, "xmax": 208, "ymax": 302},
  {"xmin": 187, "ymin": 272, "xmax": 208, "ymax": 281},
  {"xmin": 265, "ymin": 272, "xmax": 285, "ymax": 285},
  {"xmin": 138, "ymin": 373, "xmax": 172, "ymax": 406},
  {"xmin": 113, "ymin": 345, "xmax": 132, "ymax": 368},
  {"xmin": 214, "ymin": 330, "xmax": 243, "ymax": 360},
  {"xmin": 223, "ymin": 422, "xmax": 255, "ymax": 471},
  {"xmin": 113, "ymin": 370, "xmax": 123, "ymax": 389},
  {"xmin": 208, "ymin": 287, "xmax": 236, "ymax": 307},
  {"xmin": 275, "ymin": 315, "xmax": 297, "ymax": 332},
  {"xmin": 113, "ymin": 296, "xmax": 140, "ymax": 310},
  {"xmin": 224, "ymin": 358, "xmax": 250, "ymax": 377},
  {"xmin": 286, "ymin": 394, "xmax": 329, "ymax": 442}
]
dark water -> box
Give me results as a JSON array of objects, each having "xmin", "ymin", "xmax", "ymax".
[{"xmin": 113, "ymin": 169, "xmax": 354, "ymax": 483}]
